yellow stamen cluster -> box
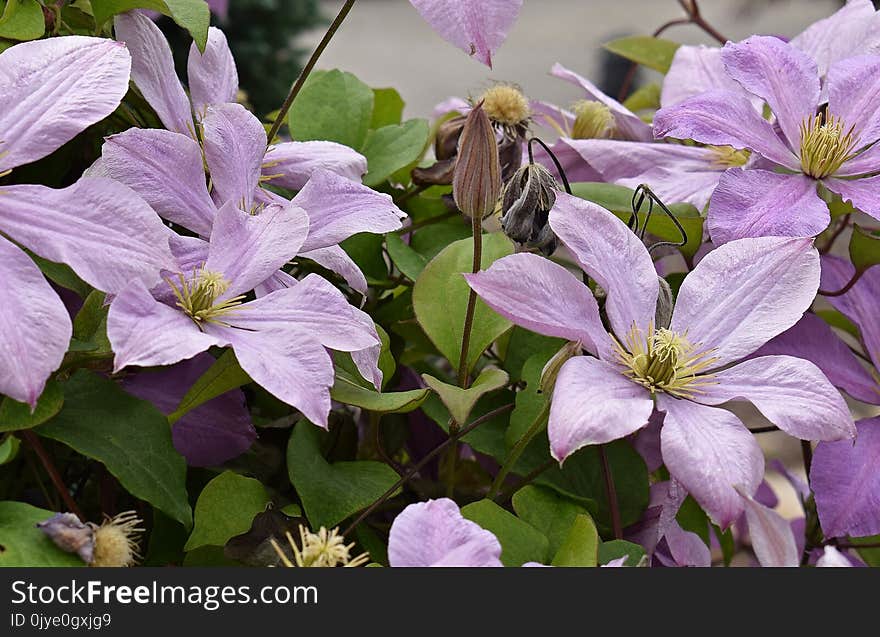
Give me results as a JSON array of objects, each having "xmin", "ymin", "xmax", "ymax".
[
  {"xmin": 91, "ymin": 511, "xmax": 144, "ymax": 568},
  {"xmin": 166, "ymin": 267, "xmax": 244, "ymax": 328},
  {"xmin": 270, "ymin": 526, "xmax": 369, "ymax": 568},
  {"xmin": 612, "ymin": 322, "xmax": 718, "ymax": 398},
  {"xmin": 571, "ymin": 100, "xmax": 615, "ymax": 140},
  {"xmin": 709, "ymin": 145, "xmax": 750, "ymax": 168},
  {"xmin": 479, "ymin": 84, "xmax": 531, "ymax": 128},
  {"xmin": 799, "ymin": 113, "xmax": 858, "ymax": 179}
]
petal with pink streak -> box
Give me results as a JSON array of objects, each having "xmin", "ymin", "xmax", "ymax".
[
  {"xmin": 408, "ymin": 0, "xmax": 523, "ymax": 68},
  {"xmin": 0, "ymin": 36, "xmax": 131, "ymax": 173},
  {"xmin": 657, "ymin": 395, "xmax": 763, "ymax": 529},
  {"xmin": 549, "ymin": 193, "xmax": 659, "ymax": 340},
  {"xmin": 464, "ymin": 252, "xmax": 611, "ymax": 358},
  {"xmin": 114, "ymin": 12, "xmax": 193, "ymax": 136},
  {"xmin": 388, "ymin": 498, "xmax": 502, "ymax": 566},
  {"xmin": 202, "ymin": 103, "xmax": 266, "ymax": 212},
  {"xmin": 0, "ymin": 237, "xmax": 71, "ymax": 407},
  {"xmin": 671, "ymin": 237, "xmax": 819, "ymax": 367},
  {"xmin": 812, "ymin": 417, "xmax": 880, "ymax": 538},
  {"xmin": 187, "ymin": 27, "xmax": 238, "ymax": 119},
  {"xmin": 262, "ymin": 141, "xmax": 367, "ymax": 190},
  {"xmin": 548, "ymin": 357, "xmax": 654, "ymax": 462}
]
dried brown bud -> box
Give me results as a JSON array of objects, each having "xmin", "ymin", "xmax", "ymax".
[
  {"xmin": 655, "ymin": 277, "xmax": 675, "ymax": 330},
  {"xmin": 435, "ymin": 116, "xmax": 466, "ymax": 161},
  {"xmin": 453, "ymin": 103, "xmax": 502, "ymax": 220},
  {"xmin": 37, "ymin": 513, "xmax": 95, "ymax": 564},
  {"xmin": 500, "ymin": 163, "xmax": 559, "ymax": 255}
]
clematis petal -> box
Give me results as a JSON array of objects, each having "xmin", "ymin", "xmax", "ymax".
[
  {"xmin": 388, "ymin": 498, "xmax": 502, "ymax": 567},
  {"xmin": 122, "ymin": 354, "xmax": 255, "ymax": 467},
  {"xmin": 216, "ymin": 324, "xmax": 333, "ymax": 428},
  {"xmin": 205, "ymin": 200, "xmax": 309, "ymax": 298},
  {"xmin": 299, "ymin": 245, "xmax": 369, "ymax": 296},
  {"xmin": 550, "ymin": 63, "xmax": 652, "ymax": 141},
  {"xmin": 812, "ymin": 417, "xmax": 880, "ymax": 538},
  {"xmin": 657, "ymin": 395, "xmax": 763, "ymax": 529},
  {"xmin": 464, "ymin": 252, "xmax": 612, "ymax": 358},
  {"xmin": 92, "ymin": 128, "xmax": 216, "ymax": 236},
  {"xmin": 721, "ymin": 36, "xmax": 820, "ymax": 151},
  {"xmin": 262, "ymin": 141, "xmax": 367, "ymax": 190},
  {"xmin": 706, "ymin": 169, "xmax": 829, "ymax": 245},
  {"xmin": 0, "ymin": 36, "xmax": 131, "ymax": 173},
  {"xmin": 225, "ymin": 274, "xmax": 379, "ymax": 353},
  {"xmin": 549, "ymin": 192, "xmax": 659, "ymax": 340},
  {"xmin": 114, "ymin": 12, "xmax": 193, "ymax": 136},
  {"xmin": 548, "ymin": 357, "xmax": 654, "ymax": 462},
  {"xmin": 653, "ymin": 90, "xmax": 799, "ymax": 170},
  {"xmin": 202, "ymin": 103, "xmax": 267, "ymax": 212},
  {"xmin": 0, "ymin": 179, "xmax": 175, "ymax": 293},
  {"xmin": 836, "ymin": 141, "xmax": 880, "ymax": 176},
  {"xmin": 821, "ymin": 256, "xmax": 880, "ymax": 370},
  {"xmin": 791, "ymin": 0, "xmax": 880, "ymax": 77},
  {"xmin": 736, "ymin": 487, "xmax": 799, "ymax": 567},
  {"xmin": 187, "ymin": 27, "xmax": 238, "ymax": 119},
  {"xmin": 661, "ymin": 44, "xmax": 761, "ymax": 109},
  {"xmin": 670, "ymin": 236, "xmax": 819, "ymax": 367},
  {"xmin": 408, "ymin": 0, "xmax": 522, "ymax": 68},
  {"xmin": 107, "ymin": 282, "xmax": 225, "ymax": 371},
  {"xmin": 823, "ymin": 175, "xmax": 880, "ymax": 221},
  {"xmin": 826, "ymin": 56, "xmax": 880, "ymax": 149},
  {"xmin": 755, "ymin": 313, "xmax": 880, "ymax": 405},
  {"xmin": 0, "ymin": 237, "xmax": 72, "ymax": 407},
  {"xmin": 816, "ymin": 546, "xmax": 854, "ymax": 567},
  {"xmin": 293, "ymin": 169, "xmax": 406, "ymax": 252},
  {"xmin": 349, "ymin": 310, "xmax": 383, "ymax": 390},
  {"xmin": 694, "ymin": 355, "xmax": 855, "ymax": 441}
]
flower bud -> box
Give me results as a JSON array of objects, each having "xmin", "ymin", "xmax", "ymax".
[
  {"xmin": 571, "ymin": 100, "xmax": 615, "ymax": 140},
  {"xmin": 655, "ymin": 277, "xmax": 675, "ymax": 330},
  {"xmin": 540, "ymin": 341, "xmax": 582, "ymax": 395},
  {"xmin": 501, "ymin": 163, "xmax": 560, "ymax": 255},
  {"xmin": 37, "ymin": 513, "xmax": 95, "ymax": 564},
  {"xmin": 453, "ymin": 103, "xmax": 502, "ymax": 220}
]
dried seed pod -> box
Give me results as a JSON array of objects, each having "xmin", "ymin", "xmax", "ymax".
[
  {"xmin": 453, "ymin": 103, "xmax": 502, "ymax": 220},
  {"xmin": 500, "ymin": 163, "xmax": 560, "ymax": 255},
  {"xmin": 37, "ymin": 512, "xmax": 95, "ymax": 564}
]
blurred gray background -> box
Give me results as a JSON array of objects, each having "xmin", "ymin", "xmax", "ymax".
[{"xmin": 302, "ymin": 0, "xmax": 842, "ymax": 118}]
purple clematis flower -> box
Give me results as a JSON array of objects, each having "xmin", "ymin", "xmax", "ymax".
[
  {"xmin": 408, "ymin": 0, "xmax": 522, "ymax": 68},
  {"xmin": 387, "ymin": 498, "xmax": 503, "ymax": 567},
  {"xmin": 0, "ymin": 36, "xmax": 175, "ymax": 406},
  {"xmin": 654, "ymin": 36, "xmax": 880, "ymax": 245},
  {"xmin": 107, "ymin": 199, "xmax": 380, "ymax": 428},
  {"xmin": 122, "ymin": 353, "xmax": 256, "ymax": 466},
  {"xmin": 466, "ymin": 193, "xmax": 856, "ymax": 526}
]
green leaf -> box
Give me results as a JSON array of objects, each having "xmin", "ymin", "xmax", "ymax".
[
  {"xmin": 330, "ymin": 373, "xmax": 430, "ymax": 414},
  {"xmin": 0, "ymin": 501, "xmax": 84, "ymax": 566},
  {"xmin": 571, "ymin": 182, "xmax": 704, "ymax": 257},
  {"xmin": 849, "ymin": 224, "xmax": 880, "ymax": 272},
  {"xmin": 502, "ymin": 328, "xmax": 565, "ymax": 383},
  {"xmin": 38, "ymin": 371, "xmax": 192, "ymax": 529},
  {"xmin": 386, "ymin": 232, "xmax": 428, "ymax": 281},
  {"xmin": 816, "ymin": 309, "xmax": 860, "ymax": 340},
  {"xmin": 0, "ymin": 381, "xmax": 64, "ymax": 432},
  {"xmin": 371, "ymin": 87, "xmax": 405, "ymax": 128},
  {"xmin": 622, "ymin": 83, "xmax": 661, "ymax": 113},
  {"xmin": 422, "ymin": 368, "xmax": 508, "ymax": 426},
  {"xmin": 0, "ymin": 435, "xmax": 20, "ymax": 465},
  {"xmin": 169, "ymin": 349, "xmax": 250, "ymax": 424},
  {"xmin": 287, "ymin": 423, "xmax": 399, "ymax": 529},
  {"xmin": 0, "ymin": 0, "xmax": 45, "ymax": 41},
  {"xmin": 461, "ymin": 499, "xmax": 549, "ymax": 567},
  {"xmin": 288, "ymin": 69, "xmax": 374, "ymax": 150},
  {"xmin": 551, "ymin": 514, "xmax": 599, "ymax": 567},
  {"xmin": 361, "ymin": 119, "xmax": 429, "ymax": 187},
  {"xmin": 30, "ymin": 253, "xmax": 91, "ymax": 298},
  {"xmin": 604, "ymin": 35, "xmax": 680, "ymax": 73},
  {"xmin": 185, "ymin": 471, "xmax": 271, "ymax": 551},
  {"xmin": 506, "ymin": 353, "xmax": 550, "ymax": 447},
  {"xmin": 852, "ymin": 534, "xmax": 880, "ymax": 567},
  {"xmin": 413, "ymin": 233, "xmax": 514, "ymax": 373},
  {"xmin": 598, "ymin": 539, "xmax": 645, "ymax": 566},
  {"xmin": 92, "ymin": 0, "xmax": 209, "ymax": 51},
  {"xmin": 512, "ymin": 485, "xmax": 592, "ymax": 557}
]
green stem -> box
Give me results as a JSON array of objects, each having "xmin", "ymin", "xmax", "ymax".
[
  {"xmin": 599, "ymin": 444, "xmax": 623, "ymax": 539},
  {"xmin": 487, "ymin": 401, "xmax": 551, "ymax": 500},
  {"xmin": 265, "ymin": 0, "xmax": 357, "ymax": 145}
]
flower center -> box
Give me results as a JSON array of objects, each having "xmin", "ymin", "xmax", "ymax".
[
  {"xmin": 166, "ymin": 267, "xmax": 244, "ymax": 328},
  {"xmin": 271, "ymin": 526, "xmax": 369, "ymax": 568},
  {"xmin": 709, "ymin": 145, "xmax": 750, "ymax": 168},
  {"xmin": 612, "ymin": 323, "xmax": 718, "ymax": 398},
  {"xmin": 479, "ymin": 84, "xmax": 531, "ymax": 128},
  {"xmin": 799, "ymin": 113, "xmax": 858, "ymax": 179},
  {"xmin": 571, "ymin": 100, "xmax": 615, "ymax": 140}
]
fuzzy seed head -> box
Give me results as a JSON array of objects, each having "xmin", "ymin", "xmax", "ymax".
[
  {"xmin": 479, "ymin": 85, "xmax": 531, "ymax": 128},
  {"xmin": 571, "ymin": 100, "xmax": 615, "ymax": 140},
  {"xmin": 90, "ymin": 512, "xmax": 143, "ymax": 568}
]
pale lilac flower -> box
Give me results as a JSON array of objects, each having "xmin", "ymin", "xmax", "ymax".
[
  {"xmin": 107, "ymin": 200, "xmax": 380, "ymax": 428},
  {"xmin": 388, "ymin": 498, "xmax": 503, "ymax": 567},
  {"xmin": 737, "ymin": 487, "xmax": 799, "ymax": 567},
  {"xmin": 122, "ymin": 354, "xmax": 255, "ymax": 466},
  {"xmin": 0, "ymin": 37, "xmax": 175, "ymax": 406},
  {"xmin": 655, "ymin": 36, "xmax": 880, "ymax": 245},
  {"xmin": 466, "ymin": 193, "xmax": 855, "ymax": 526},
  {"xmin": 628, "ymin": 480, "xmax": 710, "ymax": 567},
  {"xmin": 816, "ymin": 546, "xmax": 854, "ymax": 567},
  {"xmin": 408, "ymin": 0, "xmax": 523, "ymax": 68}
]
